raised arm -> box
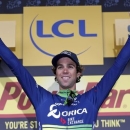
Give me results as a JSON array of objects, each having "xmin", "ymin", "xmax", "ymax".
[
  {"xmin": 86, "ymin": 35, "xmax": 130, "ymax": 109},
  {"xmin": 0, "ymin": 39, "xmax": 50, "ymax": 109}
]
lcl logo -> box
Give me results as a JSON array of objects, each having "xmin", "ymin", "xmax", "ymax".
[{"xmin": 29, "ymin": 15, "xmax": 97, "ymax": 56}]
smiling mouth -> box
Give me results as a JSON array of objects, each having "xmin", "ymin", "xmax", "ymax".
[{"xmin": 62, "ymin": 76, "xmax": 70, "ymax": 81}]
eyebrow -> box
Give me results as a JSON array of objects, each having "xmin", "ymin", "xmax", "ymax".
[
  {"xmin": 57, "ymin": 63, "xmax": 76, "ymax": 67},
  {"xmin": 56, "ymin": 64, "xmax": 62, "ymax": 67}
]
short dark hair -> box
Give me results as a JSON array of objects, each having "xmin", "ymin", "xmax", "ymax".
[{"xmin": 52, "ymin": 64, "xmax": 84, "ymax": 83}]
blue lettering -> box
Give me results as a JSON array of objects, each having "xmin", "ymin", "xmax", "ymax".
[
  {"xmin": 36, "ymin": 20, "xmax": 97, "ymax": 38},
  {"xmin": 37, "ymin": 21, "xmax": 53, "ymax": 38},
  {"xmin": 79, "ymin": 20, "xmax": 97, "ymax": 37},
  {"xmin": 52, "ymin": 20, "xmax": 74, "ymax": 37}
]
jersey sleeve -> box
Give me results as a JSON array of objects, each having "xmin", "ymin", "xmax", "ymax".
[
  {"xmin": 0, "ymin": 39, "xmax": 51, "ymax": 109},
  {"xmin": 85, "ymin": 35, "xmax": 130, "ymax": 109}
]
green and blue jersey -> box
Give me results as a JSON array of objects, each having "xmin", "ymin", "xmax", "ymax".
[{"xmin": 0, "ymin": 36, "xmax": 130, "ymax": 129}]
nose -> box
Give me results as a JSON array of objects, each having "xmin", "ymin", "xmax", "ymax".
[{"xmin": 63, "ymin": 67, "xmax": 68, "ymax": 73}]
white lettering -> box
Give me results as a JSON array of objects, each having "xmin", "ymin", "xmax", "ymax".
[
  {"xmin": 47, "ymin": 104, "xmax": 87, "ymax": 119},
  {"xmin": 82, "ymin": 108, "xmax": 88, "ymax": 113},
  {"xmin": 77, "ymin": 109, "xmax": 82, "ymax": 114},
  {"xmin": 62, "ymin": 111, "xmax": 67, "ymax": 116}
]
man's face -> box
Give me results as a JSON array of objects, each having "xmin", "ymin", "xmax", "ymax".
[{"xmin": 55, "ymin": 57, "xmax": 81, "ymax": 90}]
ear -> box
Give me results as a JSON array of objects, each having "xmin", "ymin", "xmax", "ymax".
[{"xmin": 77, "ymin": 72, "xmax": 81, "ymax": 78}]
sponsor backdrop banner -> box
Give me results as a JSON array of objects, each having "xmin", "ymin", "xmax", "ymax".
[
  {"xmin": 0, "ymin": 12, "xmax": 129, "ymax": 59},
  {"xmin": 0, "ymin": 21, "xmax": 16, "ymax": 47},
  {"xmin": 0, "ymin": 0, "xmax": 130, "ymax": 14},
  {"xmin": 0, "ymin": 76, "xmax": 130, "ymax": 129},
  {"xmin": 0, "ymin": 5, "xmax": 130, "ymax": 130},
  {"xmin": 23, "ymin": 6, "xmax": 103, "ymax": 66},
  {"xmin": 0, "ymin": 14, "xmax": 23, "ymax": 58},
  {"xmin": 115, "ymin": 19, "xmax": 130, "ymax": 45}
]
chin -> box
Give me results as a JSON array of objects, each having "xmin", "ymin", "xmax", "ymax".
[
  {"xmin": 61, "ymin": 85, "xmax": 72, "ymax": 89},
  {"xmin": 59, "ymin": 81, "xmax": 74, "ymax": 89}
]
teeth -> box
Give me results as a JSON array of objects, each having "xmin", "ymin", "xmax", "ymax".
[{"xmin": 62, "ymin": 77, "xmax": 69, "ymax": 80}]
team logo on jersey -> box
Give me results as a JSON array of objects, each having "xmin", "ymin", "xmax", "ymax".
[
  {"xmin": 47, "ymin": 104, "xmax": 60, "ymax": 118},
  {"xmin": 47, "ymin": 104, "xmax": 87, "ymax": 119}
]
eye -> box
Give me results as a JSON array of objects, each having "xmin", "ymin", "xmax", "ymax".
[
  {"xmin": 57, "ymin": 66, "xmax": 62, "ymax": 69},
  {"xmin": 68, "ymin": 65, "xmax": 74, "ymax": 68}
]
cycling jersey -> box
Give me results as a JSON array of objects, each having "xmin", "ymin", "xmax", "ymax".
[{"xmin": 0, "ymin": 36, "xmax": 130, "ymax": 130}]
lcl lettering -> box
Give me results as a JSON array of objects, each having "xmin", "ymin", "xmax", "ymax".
[{"xmin": 36, "ymin": 20, "xmax": 97, "ymax": 38}]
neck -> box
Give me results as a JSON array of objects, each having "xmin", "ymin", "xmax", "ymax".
[
  {"xmin": 59, "ymin": 85, "xmax": 76, "ymax": 91},
  {"xmin": 57, "ymin": 89, "xmax": 78, "ymax": 98}
]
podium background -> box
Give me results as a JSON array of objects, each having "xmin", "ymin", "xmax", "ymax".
[{"xmin": 0, "ymin": 0, "xmax": 130, "ymax": 129}]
